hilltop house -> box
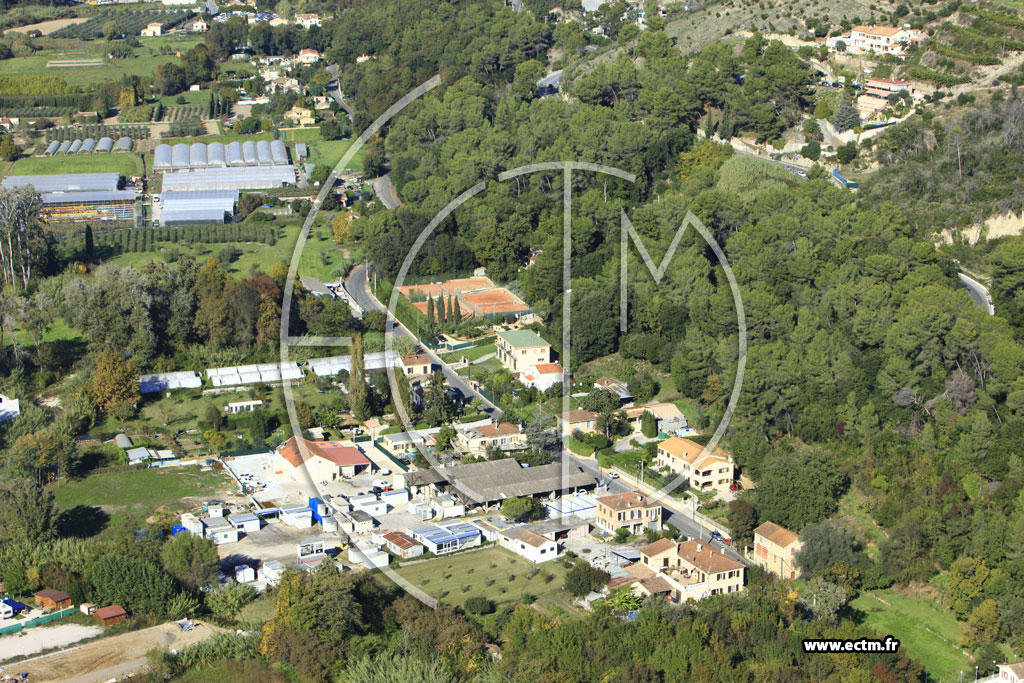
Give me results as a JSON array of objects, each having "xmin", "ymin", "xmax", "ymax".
[
  {"xmin": 753, "ymin": 522, "xmax": 803, "ymax": 579},
  {"xmin": 296, "ymin": 48, "xmax": 321, "ymax": 64},
  {"xmin": 655, "ymin": 437, "xmax": 735, "ymax": 496},
  {"xmin": 826, "ymin": 24, "xmax": 925, "ymax": 58}
]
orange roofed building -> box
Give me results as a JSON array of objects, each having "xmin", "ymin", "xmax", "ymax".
[
  {"xmin": 636, "ymin": 538, "xmax": 745, "ymax": 602},
  {"xmin": 275, "ymin": 436, "xmax": 373, "ymax": 481},
  {"xmin": 655, "ymin": 437, "xmax": 735, "ymax": 496},
  {"xmin": 753, "ymin": 522, "xmax": 803, "ymax": 579}
]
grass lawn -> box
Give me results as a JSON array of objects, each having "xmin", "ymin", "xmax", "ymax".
[
  {"xmin": 109, "ymin": 222, "xmax": 350, "ymax": 282},
  {"xmin": 3, "ymin": 316, "xmax": 81, "ymax": 348},
  {"xmin": 836, "ymin": 488, "xmax": 888, "ymax": 558},
  {"xmin": 307, "ymin": 138, "xmax": 363, "ymax": 170},
  {"xmin": 441, "ymin": 343, "xmax": 496, "ymax": 364},
  {"xmin": 9, "ymin": 153, "xmax": 142, "ymax": 177},
  {"xmin": 284, "ymin": 127, "xmax": 323, "ymax": 142},
  {"xmin": 394, "ymin": 546, "xmax": 576, "ymax": 612},
  {"xmin": 53, "ymin": 467, "xmax": 231, "ymax": 516},
  {"xmin": 851, "ymin": 589, "xmax": 971, "ymax": 682},
  {"xmin": 0, "ymin": 46, "xmax": 200, "ymax": 84}
]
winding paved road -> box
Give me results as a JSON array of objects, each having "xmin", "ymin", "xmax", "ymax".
[
  {"xmin": 959, "ymin": 272, "xmax": 995, "ymax": 315},
  {"xmin": 370, "ymin": 173, "xmax": 402, "ymax": 209},
  {"xmin": 345, "ymin": 263, "xmax": 501, "ymax": 416}
]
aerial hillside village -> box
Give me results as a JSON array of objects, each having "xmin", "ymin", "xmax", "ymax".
[{"xmin": 4, "ymin": 0, "xmax": 1024, "ymax": 678}]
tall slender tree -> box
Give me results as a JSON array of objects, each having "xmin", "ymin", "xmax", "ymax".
[
  {"xmin": 426, "ymin": 296, "xmax": 435, "ymax": 328},
  {"xmin": 348, "ymin": 334, "xmax": 371, "ymax": 419}
]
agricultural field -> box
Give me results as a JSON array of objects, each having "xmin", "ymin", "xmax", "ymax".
[
  {"xmin": 4, "ymin": 17, "xmax": 90, "ymax": 35},
  {"xmin": 393, "ymin": 546, "xmax": 579, "ymax": 614},
  {"xmin": 45, "ymin": 124, "xmax": 151, "ymax": 142},
  {"xmin": 107, "ymin": 222, "xmax": 349, "ymax": 283},
  {"xmin": 851, "ymin": 589, "xmax": 972, "ymax": 682},
  {"xmin": 51, "ymin": 9, "xmax": 189, "ymax": 40},
  {"xmin": 161, "ymin": 103, "xmax": 209, "ymax": 122},
  {"xmin": 7, "ymin": 152, "xmax": 142, "ymax": 177},
  {"xmin": 307, "ymin": 138, "xmax": 364, "ymax": 170},
  {"xmin": 0, "ymin": 43, "xmax": 201, "ymax": 85}
]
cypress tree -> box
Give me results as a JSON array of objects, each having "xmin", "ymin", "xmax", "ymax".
[
  {"xmin": 426, "ymin": 296, "xmax": 435, "ymax": 326},
  {"xmin": 348, "ymin": 335, "xmax": 371, "ymax": 420},
  {"xmin": 452, "ymin": 295, "xmax": 461, "ymax": 323},
  {"xmin": 84, "ymin": 225, "xmax": 94, "ymax": 259}
]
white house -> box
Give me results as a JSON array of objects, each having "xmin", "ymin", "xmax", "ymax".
[
  {"xmin": 293, "ymin": 12, "xmax": 320, "ymax": 28},
  {"xmin": 382, "ymin": 530, "xmax": 424, "ymax": 559},
  {"xmin": 518, "ymin": 362, "xmax": 564, "ymax": 392},
  {"xmin": 140, "ymin": 21, "xmax": 163, "ymax": 37},
  {"xmin": 499, "ymin": 527, "xmax": 558, "ymax": 563},
  {"xmin": 228, "ymin": 512, "xmax": 261, "ymax": 535},
  {"xmin": 997, "ymin": 660, "xmax": 1024, "ymax": 683},
  {"xmin": 296, "ymin": 48, "xmax": 321, "ymax": 64}
]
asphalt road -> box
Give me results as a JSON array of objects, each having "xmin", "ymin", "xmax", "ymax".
[
  {"xmin": 370, "ymin": 173, "xmax": 402, "ymax": 209},
  {"xmin": 959, "ymin": 272, "xmax": 995, "ymax": 315},
  {"xmin": 326, "ymin": 64, "xmax": 355, "ymax": 121},
  {"xmin": 345, "ymin": 263, "xmax": 502, "ymax": 416},
  {"xmin": 562, "ymin": 452, "xmax": 750, "ymax": 565}
]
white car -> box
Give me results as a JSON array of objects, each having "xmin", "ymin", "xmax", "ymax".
[
  {"xmin": 607, "ymin": 471, "xmax": 619, "ymax": 479},
  {"xmin": 378, "ymin": 468, "xmax": 391, "ymax": 476},
  {"xmin": 372, "ymin": 479, "xmax": 391, "ymax": 489}
]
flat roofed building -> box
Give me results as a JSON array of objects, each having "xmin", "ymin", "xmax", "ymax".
[
  {"xmin": 499, "ymin": 527, "xmax": 558, "ymax": 563},
  {"xmin": 3, "ymin": 173, "xmax": 119, "ymax": 193}
]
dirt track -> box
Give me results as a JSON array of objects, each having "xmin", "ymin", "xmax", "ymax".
[{"xmin": 6, "ymin": 620, "xmax": 224, "ymax": 683}]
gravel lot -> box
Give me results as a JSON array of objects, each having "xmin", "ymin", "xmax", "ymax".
[{"xmin": 0, "ymin": 624, "xmax": 102, "ymax": 662}]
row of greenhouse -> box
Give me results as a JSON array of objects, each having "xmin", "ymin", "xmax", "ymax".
[
  {"xmin": 153, "ymin": 140, "xmax": 288, "ymax": 170},
  {"xmin": 43, "ymin": 137, "xmax": 133, "ymax": 156}
]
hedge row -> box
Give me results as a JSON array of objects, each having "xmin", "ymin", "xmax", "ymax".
[
  {"xmin": 46, "ymin": 124, "xmax": 151, "ymax": 142},
  {"xmin": 90, "ymin": 225, "xmax": 277, "ymax": 253}
]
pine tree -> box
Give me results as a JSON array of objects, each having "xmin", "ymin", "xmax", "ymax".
[
  {"xmin": 831, "ymin": 98, "xmax": 860, "ymax": 133},
  {"xmin": 641, "ymin": 410, "xmax": 658, "ymax": 438},
  {"xmin": 347, "ymin": 335, "xmax": 371, "ymax": 420}
]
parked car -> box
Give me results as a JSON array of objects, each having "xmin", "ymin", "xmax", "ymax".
[
  {"xmin": 379, "ymin": 468, "xmax": 391, "ymax": 476},
  {"xmin": 607, "ymin": 471, "xmax": 619, "ymax": 479},
  {"xmin": 372, "ymin": 479, "xmax": 392, "ymax": 490},
  {"xmin": 729, "ymin": 481, "xmax": 743, "ymax": 491}
]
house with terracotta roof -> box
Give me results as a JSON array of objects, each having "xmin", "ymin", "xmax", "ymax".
[
  {"xmin": 636, "ymin": 539, "xmax": 745, "ymax": 602},
  {"xmin": 399, "ymin": 353, "xmax": 433, "ymax": 377},
  {"xmin": 624, "ymin": 402, "xmax": 689, "ymax": 435},
  {"xmin": 498, "ymin": 527, "xmax": 558, "ymax": 563},
  {"xmin": 555, "ymin": 409, "xmax": 598, "ymax": 436},
  {"xmin": 275, "ymin": 436, "xmax": 373, "ymax": 481},
  {"xmin": 382, "ymin": 530, "xmax": 424, "ymax": 559},
  {"xmin": 655, "ymin": 436, "xmax": 735, "ymax": 496},
  {"xmin": 496, "ymin": 329, "xmax": 551, "ymax": 373},
  {"xmin": 753, "ymin": 522, "xmax": 803, "ymax": 579},
  {"xmin": 519, "ymin": 361, "xmax": 563, "ymax": 392},
  {"xmin": 456, "ymin": 421, "xmax": 527, "ymax": 455},
  {"xmin": 595, "ymin": 491, "xmax": 661, "ymax": 534},
  {"xmin": 594, "ymin": 377, "xmax": 633, "ymax": 403},
  {"xmin": 294, "ymin": 12, "xmax": 321, "ymax": 28},
  {"xmin": 826, "ymin": 24, "xmax": 925, "ymax": 58},
  {"xmin": 296, "ymin": 48, "xmax": 321, "ymax": 64}
]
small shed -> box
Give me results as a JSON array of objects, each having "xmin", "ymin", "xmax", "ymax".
[
  {"xmin": 93, "ymin": 605, "xmax": 127, "ymax": 626},
  {"xmin": 280, "ymin": 503, "xmax": 313, "ymax": 529},
  {"xmin": 350, "ymin": 494, "xmax": 387, "ymax": 517},
  {"xmin": 34, "ymin": 588, "xmax": 71, "ymax": 610},
  {"xmin": 260, "ymin": 559, "xmax": 285, "ymax": 584},
  {"xmin": 234, "ymin": 564, "xmax": 256, "ymax": 583}
]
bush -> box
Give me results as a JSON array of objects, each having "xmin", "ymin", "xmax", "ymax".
[{"xmin": 464, "ymin": 596, "xmax": 495, "ymax": 614}]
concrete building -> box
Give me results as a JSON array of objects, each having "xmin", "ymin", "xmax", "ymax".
[
  {"xmin": 382, "ymin": 530, "xmax": 424, "ymax": 559},
  {"xmin": 753, "ymin": 522, "xmax": 802, "ymax": 580},
  {"xmin": 496, "ymin": 329, "xmax": 551, "ymax": 373},
  {"xmin": 499, "ymin": 527, "xmax": 558, "ymax": 563},
  {"xmin": 225, "ymin": 400, "xmax": 263, "ymax": 414},
  {"xmin": 555, "ymin": 409, "xmax": 598, "ymax": 436},
  {"xmin": 410, "ymin": 521, "xmax": 482, "ymax": 555},
  {"xmin": 456, "ymin": 421, "xmax": 527, "ymax": 455},
  {"xmin": 275, "ymin": 437, "xmax": 373, "ymax": 481},
  {"xmin": 595, "ymin": 491, "xmax": 661, "ymax": 535},
  {"xmin": 203, "ymin": 517, "xmax": 239, "ymax": 544},
  {"xmin": 655, "ymin": 437, "xmax": 735, "ymax": 496}
]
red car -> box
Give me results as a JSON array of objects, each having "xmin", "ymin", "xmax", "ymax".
[{"xmin": 729, "ymin": 481, "xmax": 743, "ymax": 491}]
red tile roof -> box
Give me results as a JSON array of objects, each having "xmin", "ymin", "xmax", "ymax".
[
  {"xmin": 278, "ymin": 437, "xmax": 371, "ymax": 469},
  {"xmin": 94, "ymin": 605, "xmax": 126, "ymax": 620},
  {"xmin": 383, "ymin": 531, "xmax": 422, "ymax": 550}
]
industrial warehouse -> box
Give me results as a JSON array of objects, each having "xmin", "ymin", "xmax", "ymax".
[{"xmin": 1, "ymin": 173, "xmax": 137, "ymax": 223}]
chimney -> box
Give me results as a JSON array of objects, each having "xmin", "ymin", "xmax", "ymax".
[{"xmin": 697, "ymin": 543, "xmax": 703, "ymax": 551}]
